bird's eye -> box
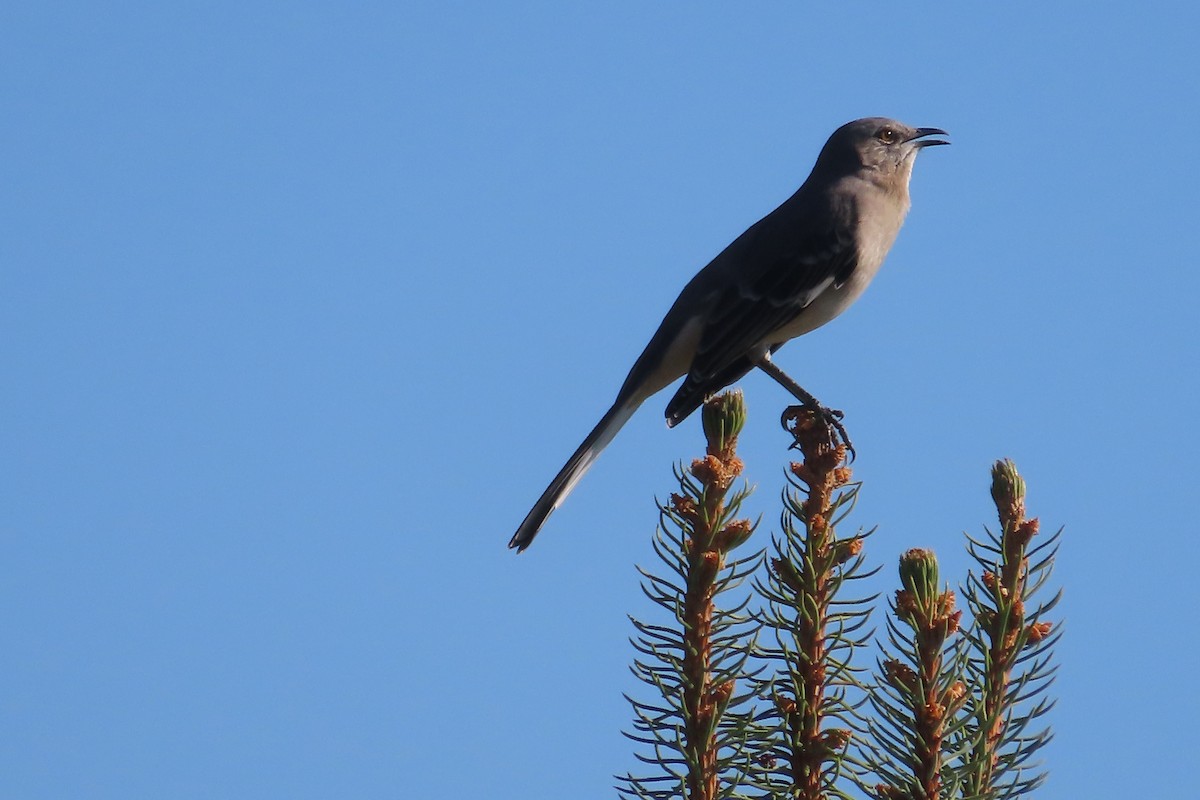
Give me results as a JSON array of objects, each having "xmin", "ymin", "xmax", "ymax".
[{"xmin": 877, "ymin": 127, "xmax": 898, "ymax": 144}]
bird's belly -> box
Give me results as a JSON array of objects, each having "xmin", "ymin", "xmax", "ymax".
[{"xmin": 768, "ymin": 269, "xmax": 876, "ymax": 344}]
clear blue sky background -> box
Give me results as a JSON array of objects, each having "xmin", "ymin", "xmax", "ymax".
[{"xmin": 3, "ymin": 3, "xmax": 1197, "ymax": 797}]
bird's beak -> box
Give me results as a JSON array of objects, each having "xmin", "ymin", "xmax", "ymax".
[{"xmin": 908, "ymin": 127, "xmax": 950, "ymax": 148}]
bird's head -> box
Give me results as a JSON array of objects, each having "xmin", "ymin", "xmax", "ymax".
[{"xmin": 815, "ymin": 117, "xmax": 949, "ymax": 185}]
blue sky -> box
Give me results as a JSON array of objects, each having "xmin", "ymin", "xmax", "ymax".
[{"xmin": 3, "ymin": 2, "xmax": 1197, "ymax": 797}]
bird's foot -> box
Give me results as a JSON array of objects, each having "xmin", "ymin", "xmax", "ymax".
[{"xmin": 781, "ymin": 404, "xmax": 855, "ymax": 463}]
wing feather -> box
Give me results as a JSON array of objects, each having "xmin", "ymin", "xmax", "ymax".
[{"xmin": 664, "ymin": 219, "xmax": 858, "ymax": 425}]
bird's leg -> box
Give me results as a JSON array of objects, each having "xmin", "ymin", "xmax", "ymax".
[{"xmin": 754, "ymin": 355, "xmax": 855, "ymax": 461}]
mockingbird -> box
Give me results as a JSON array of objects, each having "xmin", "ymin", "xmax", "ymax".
[{"xmin": 509, "ymin": 117, "xmax": 947, "ymax": 552}]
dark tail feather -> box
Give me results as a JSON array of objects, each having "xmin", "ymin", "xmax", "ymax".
[
  {"xmin": 664, "ymin": 358, "xmax": 756, "ymax": 428},
  {"xmin": 509, "ymin": 398, "xmax": 639, "ymax": 552}
]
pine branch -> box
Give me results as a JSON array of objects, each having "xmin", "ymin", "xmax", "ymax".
[
  {"xmin": 619, "ymin": 391, "xmax": 764, "ymax": 800},
  {"xmin": 863, "ymin": 550, "xmax": 969, "ymax": 800},
  {"xmin": 956, "ymin": 460, "xmax": 1061, "ymax": 799},
  {"xmin": 748, "ymin": 407, "xmax": 876, "ymax": 800},
  {"xmin": 616, "ymin": 406, "xmax": 1062, "ymax": 800}
]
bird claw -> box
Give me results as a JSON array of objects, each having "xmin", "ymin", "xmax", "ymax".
[
  {"xmin": 781, "ymin": 404, "xmax": 856, "ymax": 463},
  {"xmin": 822, "ymin": 407, "xmax": 855, "ymax": 462}
]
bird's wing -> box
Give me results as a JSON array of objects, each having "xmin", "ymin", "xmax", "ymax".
[{"xmin": 664, "ymin": 218, "xmax": 858, "ymax": 425}]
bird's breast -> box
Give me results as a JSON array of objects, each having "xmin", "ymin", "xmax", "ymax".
[{"xmin": 765, "ymin": 218, "xmax": 901, "ymax": 346}]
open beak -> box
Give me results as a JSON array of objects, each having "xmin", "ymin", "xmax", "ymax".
[{"xmin": 908, "ymin": 127, "xmax": 950, "ymax": 148}]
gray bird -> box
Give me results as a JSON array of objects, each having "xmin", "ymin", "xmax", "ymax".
[{"xmin": 510, "ymin": 117, "xmax": 948, "ymax": 552}]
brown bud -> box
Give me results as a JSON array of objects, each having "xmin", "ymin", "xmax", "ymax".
[
  {"xmin": 832, "ymin": 536, "xmax": 863, "ymax": 566},
  {"xmin": 942, "ymin": 681, "xmax": 969, "ymax": 716},
  {"xmin": 1009, "ymin": 517, "xmax": 1040, "ymax": 548},
  {"xmin": 670, "ymin": 493, "xmax": 698, "ymax": 521},
  {"xmin": 710, "ymin": 679, "xmax": 735, "ymax": 715},
  {"xmin": 790, "ymin": 461, "xmax": 815, "ymax": 487},
  {"xmin": 715, "ymin": 518, "xmax": 755, "ymax": 552},
  {"xmin": 883, "ymin": 659, "xmax": 918, "ymax": 693},
  {"xmin": 822, "ymin": 728, "xmax": 852, "ymax": 752},
  {"xmin": 981, "ymin": 570, "xmax": 1010, "ymax": 601},
  {"xmin": 895, "ymin": 589, "xmax": 919, "ymax": 620},
  {"xmin": 1026, "ymin": 621, "xmax": 1053, "ymax": 644},
  {"xmin": 690, "ymin": 455, "xmax": 728, "ymax": 487},
  {"xmin": 1012, "ymin": 598, "xmax": 1025, "ymax": 620}
]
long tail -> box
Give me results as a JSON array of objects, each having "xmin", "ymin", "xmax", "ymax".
[{"xmin": 508, "ymin": 398, "xmax": 640, "ymax": 552}]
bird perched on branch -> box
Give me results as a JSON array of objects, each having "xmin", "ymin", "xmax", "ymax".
[{"xmin": 510, "ymin": 117, "xmax": 948, "ymax": 552}]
